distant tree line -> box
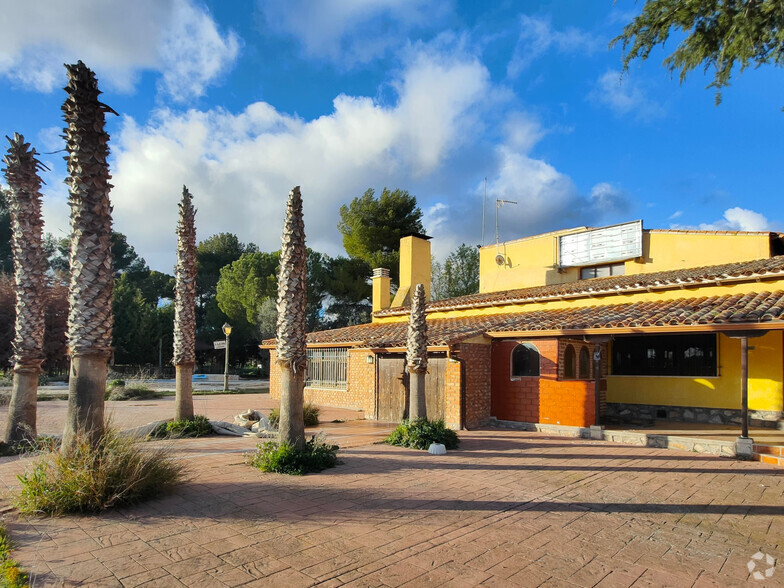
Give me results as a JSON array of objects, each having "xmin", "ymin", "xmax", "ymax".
[{"xmin": 0, "ymin": 187, "xmax": 479, "ymax": 375}]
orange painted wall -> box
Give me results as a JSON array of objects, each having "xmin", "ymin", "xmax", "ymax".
[{"xmin": 490, "ymin": 339, "xmax": 597, "ymax": 427}]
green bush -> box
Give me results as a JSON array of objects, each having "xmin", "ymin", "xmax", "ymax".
[
  {"xmin": 15, "ymin": 427, "xmax": 183, "ymax": 515},
  {"xmin": 0, "ymin": 524, "xmax": 28, "ymax": 588},
  {"xmin": 268, "ymin": 403, "xmax": 320, "ymax": 428},
  {"xmin": 150, "ymin": 415, "xmax": 212, "ymax": 439},
  {"xmin": 246, "ymin": 435, "xmax": 339, "ymax": 475},
  {"xmin": 385, "ymin": 418, "xmax": 459, "ymax": 451},
  {"xmin": 107, "ymin": 385, "xmax": 156, "ymax": 401}
]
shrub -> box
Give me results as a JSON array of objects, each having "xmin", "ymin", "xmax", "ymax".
[
  {"xmin": 15, "ymin": 428, "xmax": 183, "ymax": 514},
  {"xmin": 246, "ymin": 435, "xmax": 339, "ymax": 475},
  {"xmin": 150, "ymin": 415, "xmax": 212, "ymax": 439},
  {"xmin": 303, "ymin": 403, "xmax": 320, "ymax": 427},
  {"xmin": 385, "ymin": 419, "xmax": 459, "ymax": 451},
  {"xmin": 0, "ymin": 524, "xmax": 28, "ymax": 588},
  {"xmin": 107, "ymin": 385, "xmax": 156, "ymax": 401},
  {"xmin": 268, "ymin": 403, "xmax": 320, "ymax": 428}
]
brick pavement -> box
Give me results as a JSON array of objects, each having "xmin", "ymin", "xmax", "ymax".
[{"xmin": 0, "ymin": 429, "xmax": 782, "ymax": 586}]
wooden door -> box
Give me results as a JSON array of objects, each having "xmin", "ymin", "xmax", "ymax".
[
  {"xmin": 424, "ymin": 356, "xmax": 446, "ymax": 421},
  {"xmin": 377, "ymin": 355, "xmax": 407, "ymax": 422}
]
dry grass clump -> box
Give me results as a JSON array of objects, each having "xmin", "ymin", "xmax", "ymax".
[{"xmin": 15, "ymin": 427, "xmax": 183, "ymax": 515}]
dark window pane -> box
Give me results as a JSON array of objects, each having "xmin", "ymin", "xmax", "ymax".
[
  {"xmin": 578, "ymin": 347, "xmax": 590, "ymax": 379},
  {"xmin": 511, "ymin": 343, "xmax": 540, "ymax": 377},
  {"xmin": 612, "ymin": 334, "xmax": 717, "ymax": 376},
  {"xmin": 564, "ymin": 345, "xmax": 576, "ymax": 379}
]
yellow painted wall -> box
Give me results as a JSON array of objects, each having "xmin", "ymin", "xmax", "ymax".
[
  {"xmin": 392, "ymin": 235, "xmax": 431, "ymax": 306},
  {"xmin": 479, "ymin": 227, "xmax": 772, "ymax": 293},
  {"xmin": 607, "ymin": 331, "xmax": 783, "ymax": 412},
  {"xmin": 626, "ymin": 231, "xmax": 772, "ymax": 275},
  {"xmin": 479, "ymin": 229, "xmax": 582, "ymax": 293}
]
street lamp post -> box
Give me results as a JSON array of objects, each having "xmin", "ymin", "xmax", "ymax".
[{"xmin": 222, "ymin": 322, "xmax": 232, "ymax": 392}]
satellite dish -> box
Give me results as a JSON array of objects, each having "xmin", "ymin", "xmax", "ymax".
[{"xmin": 495, "ymin": 254, "xmax": 505, "ymax": 266}]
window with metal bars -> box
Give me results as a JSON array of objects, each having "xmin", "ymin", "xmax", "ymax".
[
  {"xmin": 306, "ymin": 348, "xmax": 349, "ymax": 389},
  {"xmin": 611, "ymin": 334, "xmax": 717, "ymax": 377}
]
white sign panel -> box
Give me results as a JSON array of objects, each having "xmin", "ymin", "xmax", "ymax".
[
  {"xmin": 558, "ymin": 220, "xmax": 642, "ymax": 268},
  {"xmin": 213, "ymin": 340, "xmax": 226, "ymax": 350}
]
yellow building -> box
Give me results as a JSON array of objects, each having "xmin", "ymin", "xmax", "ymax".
[{"xmin": 267, "ymin": 222, "xmax": 784, "ymax": 436}]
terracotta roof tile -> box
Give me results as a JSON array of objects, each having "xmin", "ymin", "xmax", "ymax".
[
  {"xmin": 374, "ymin": 256, "xmax": 784, "ymax": 317},
  {"xmin": 295, "ymin": 290, "xmax": 784, "ymax": 348}
]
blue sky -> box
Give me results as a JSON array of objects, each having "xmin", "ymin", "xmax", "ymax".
[{"xmin": 1, "ymin": 0, "xmax": 782, "ymax": 272}]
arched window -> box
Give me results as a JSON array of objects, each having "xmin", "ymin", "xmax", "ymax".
[
  {"xmin": 578, "ymin": 347, "xmax": 590, "ymax": 379},
  {"xmin": 511, "ymin": 343, "xmax": 540, "ymax": 377},
  {"xmin": 564, "ymin": 344, "xmax": 576, "ymax": 379}
]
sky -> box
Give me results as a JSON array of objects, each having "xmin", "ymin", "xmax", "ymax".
[{"xmin": 1, "ymin": 0, "xmax": 782, "ymax": 273}]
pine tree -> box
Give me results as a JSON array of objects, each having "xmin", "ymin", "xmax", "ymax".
[{"xmin": 2, "ymin": 134, "xmax": 48, "ymax": 444}]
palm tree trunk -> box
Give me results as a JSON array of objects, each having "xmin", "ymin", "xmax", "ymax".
[
  {"xmin": 2, "ymin": 134, "xmax": 48, "ymax": 445},
  {"xmin": 406, "ymin": 283, "xmax": 428, "ymax": 420},
  {"xmin": 409, "ymin": 370, "xmax": 426, "ymax": 420},
  {"xmin": 6, "ymin": 368, "xmax": 39, "ymax": 443},
  {"xmin": 276, "ymin": 186, "xmax": 307, "ymax": 450},
  {"xmin": 279, "ymin": 366, "xmax": 305, "ymax": 445},
  {"xmin": 175, "ymin": 364, "xmax": 194, "ymax": 420},
  {"xmin": 61, "ymin": 61, "xmax": 117, "ymax": 452},
  {"xmin": 63, "ymin": 355, "xmax": 107, "ymax": 449},
  {"xmin": 173, "ymin": 186, "xmax": 197, "ymax": 420}
]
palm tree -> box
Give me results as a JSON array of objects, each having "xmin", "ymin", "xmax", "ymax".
[
  {"xmin": 406, "ymin": 283, "xmax": 428, "ymax": 419},
  {"xmin": 61, "ymin": 61, "xmax": 117, "ymax": 451},
  {"xmin": 173, "ymin": 186, "xmax": 197, "ymax": 420},
  {"xmin": 2, "ymin": 134, "xmax": 48, "ymax": 444},
  {"xmin": 276, "ymin": 186, "xmax": 307, "ymax": 449}
]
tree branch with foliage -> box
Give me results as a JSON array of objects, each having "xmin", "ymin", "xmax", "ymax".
[{"xmin": 612, "ymin": 0, "xmax": 784, "ymax": 106}]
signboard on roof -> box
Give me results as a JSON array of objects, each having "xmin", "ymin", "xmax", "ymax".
[{"xmin": 558, "ymin": 220, "xmax": 643, "ymax": 268}]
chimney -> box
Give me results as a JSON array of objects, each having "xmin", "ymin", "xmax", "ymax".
[
  {"xmin": 391, "ymin": 233, "xmax": 431, "ymax": 307},
  {"xmin": 372, "ymin": 268, "xmax": 391, "ymax": 312}
]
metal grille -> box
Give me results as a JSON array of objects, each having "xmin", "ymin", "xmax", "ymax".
[{"xmin": 306, "ymin": 348, "xmax": 348, "ymax": 389}]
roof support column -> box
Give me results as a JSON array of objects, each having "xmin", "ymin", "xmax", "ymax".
[{"xmin": 740, "ymin": 336, "xmax": 749, "ymax": 439}]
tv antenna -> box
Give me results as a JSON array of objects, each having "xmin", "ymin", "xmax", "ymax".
[
  {"xmin": 481, "ymin": 177, "xmax": 487, "ymax": 246},
  {"xmin": 495, "ymin": 198, "xmax": 517, "ymax": 246}
]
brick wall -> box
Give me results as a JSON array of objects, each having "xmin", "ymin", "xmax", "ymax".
[
  {"xmin": 457, "ymin": 343, "xmax": 492, "ymax": 429},
  {"xmin": 490, "ymin": 339, "xmax": 597, "ymax": 427},
  {"xmin": 268, "ymin": 349, "xmax": 376, "ymax": 417},
  {"xmin": 444, "ymin": 358, "xmax": 461, "ymax": 429}
]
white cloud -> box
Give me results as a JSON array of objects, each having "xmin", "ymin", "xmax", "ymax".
[
  {"xmin": 589, "ymin": 182, "xmax": 630, "ymax": 215},
  {"xmin": 107, "ymin": 40, "xmax": 491, "ymax": 271},
  {"xmin": 589, "ymin": 69, "xmax": 664, "ymax": 120},
  {"xmin": 0, "ymin": 0, "xmax": 239, "ymax": 101},
  {"xmin": 259, "ymin": 0, "xmax": 451, "ymax": 67},
  {"xmin": 671, "ymin": 207, "xmax": 773, "ymax": 232},
  {"xmin": 507, "ymin": 15, "xmax": 600, "ymax": 78},
  {"xmin": 668, "ymin": 210, "xmax": 683, "ymax": 220}
]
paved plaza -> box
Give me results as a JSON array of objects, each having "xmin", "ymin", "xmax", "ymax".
[{"xmin": 0, "ymin": 405, "xmax": 782, "ymax": 587}]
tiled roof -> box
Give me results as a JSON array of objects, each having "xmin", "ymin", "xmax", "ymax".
[
  {"xmin": 297, "ymin": 290, "xmax": 784, "ymax": 348},
  {"xmin": 374, "ymin": 256, "xmax": 784, "ymax": 317}
]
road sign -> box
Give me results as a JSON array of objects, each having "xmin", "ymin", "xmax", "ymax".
[{"xmin": 213, "ymin": 340, "xmax": 226, "ymax": 350}]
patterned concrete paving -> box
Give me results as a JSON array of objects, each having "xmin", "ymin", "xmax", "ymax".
[{"xmin": 1, "ymin": 429, "xmax": 783, "ymax": 587}]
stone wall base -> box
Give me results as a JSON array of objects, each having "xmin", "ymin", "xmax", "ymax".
[{"xmin": 605, "ymin": 402, "xmax": 783, "ymax": 429}]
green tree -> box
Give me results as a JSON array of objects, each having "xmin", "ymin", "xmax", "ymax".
[
  {"xmin": 322, "ymin": 257, "xmax": 372, "ymax": 329},
  {"xmin": 338, "ymin": 188, "xmax": 424, "ymax": 284},
  {"xmin": 112, "ymin": 274, "xmax": 157, "ymax": 365},
  {"xmin": 216, "ymin": 251, "xmax": 280, "ymax": 325},
  {"xmin": 431, "ymin": 244, "xmax": 480, "ymax": 301},
  {"xmin": 612, "ymin": 0, "xmax": 784, "ymax": 105},
  {"xmin": 216, "ymin": 249, "xmax": 329, "ymax": 334}
]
